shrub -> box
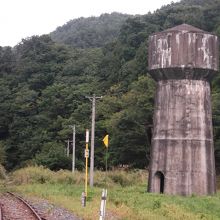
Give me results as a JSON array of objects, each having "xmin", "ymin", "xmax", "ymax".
[
  {"xmin": 107, "ymin": 169, "xmax": 146, "ymax": 187},
  {"xmin": 53, "ymin": 170, "xmax": 84, "ymax": 185},
  {"xmin": 11, "ymin": 166, "xmax": 85, "ymax": 185},
  {"xmin": 34, "ymin": 142, "xmax": 71, "ymax": 171},
  {"xmin": 11, "ymin": 166, "xmax": 53, "ymax": 184},
  {"xmin": 11, "ymin": 166, "xmax": 147, "ymax": 187}
]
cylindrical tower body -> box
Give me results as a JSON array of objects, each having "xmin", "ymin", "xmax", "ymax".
[{"xmin": 148, "ymin": 24, "xmax": 219, "ymax": 196}]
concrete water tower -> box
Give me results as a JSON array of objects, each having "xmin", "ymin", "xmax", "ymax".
[{"xmin": 147, "ymin": 24, "xmax": 219, "ymax": 195}]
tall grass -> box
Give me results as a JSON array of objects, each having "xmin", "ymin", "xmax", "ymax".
[
  {"xmin": 11, "ymin": 166, "xmax": 84, "ymax": 185},
  {"xmin": 11, "ymin": 166, "xmax": 146, "ymax": 187},
  {"xmin": 8, "ymin": 166, "xmax": 220, "ymax": 220}
]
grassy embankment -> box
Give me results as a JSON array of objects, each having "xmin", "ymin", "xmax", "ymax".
[{"xmin": 1, "ymin": 166, "xmax": 220, "ymax": 220}]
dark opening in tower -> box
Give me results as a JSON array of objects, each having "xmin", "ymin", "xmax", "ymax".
[{"xmin": 154, "ymin": 171, "xmax": 164, "ymax": 193}]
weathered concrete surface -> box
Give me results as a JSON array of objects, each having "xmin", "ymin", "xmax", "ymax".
[
  {"xmin": 148, "ymin": 24, "xmax": 219, "ymax": 81},
  {"xmin": 148, "ymin": 80, "xmax": 216, "ymax": 195},
  {"xmin": 147, "ymin": 24, "xmax": 219, "ymax": 196}
]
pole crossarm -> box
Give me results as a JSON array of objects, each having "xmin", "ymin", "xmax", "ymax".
[
  {"xmin": 64, "ymin": 140, "xmax": 73, "ymax": 143},
  {"xmin": 86, "ymin": 95, "xmax": 102, "ymax": 101}
]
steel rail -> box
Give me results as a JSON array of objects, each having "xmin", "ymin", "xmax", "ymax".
[
  {"xmin": 0, "ymin": 204, "xmax": 3, "ymax": 220},
  {"xmin": 7, "ymin": 192, "xmax": 44, "ymax": 220}
]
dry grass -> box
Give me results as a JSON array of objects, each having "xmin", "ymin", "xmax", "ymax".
[
  {"xmin": 11, "ymin": 166, "xmax": 84, "ymax": 185},
  {"xmin": 11, "ymin": 166, "xmax": 146, "ymax": 187},
  {"xmin": 7, "ymin": 166, "xmax": 220, "ymax": 220}
]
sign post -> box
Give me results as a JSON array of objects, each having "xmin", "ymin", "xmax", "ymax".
[
  {"xmin": 85, "ymin": 129, "xmax": 89, "ymax": 200},
  {"xmin": 99, "ymin": 134, "xmax": 109, "ymax": 219},
  {"xmin": 99, "ymin": 189, "xmax": 107, "ymax": 220},
  {"xmin": 103, "ymin": 134, "xmax": 109, "ymax": 184}
]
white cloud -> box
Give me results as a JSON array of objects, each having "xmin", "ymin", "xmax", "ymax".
[{"xmin": 0, "ymin": 0, "xmax": 179, "ymax": 46}]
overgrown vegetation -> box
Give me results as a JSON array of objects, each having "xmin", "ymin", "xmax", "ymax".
[
  {"xmin": 0, "ymin": 0, "xmax": 220, "ymax": 172},
  {"xmin": 11, "ymin": 166, "xmax": 145, "ymax": 188},
  {"xmin": 7, "ymin": 166, "xmax": 220, "ymax": 220}
]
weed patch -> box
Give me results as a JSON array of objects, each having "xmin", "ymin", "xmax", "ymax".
[{"xmin": 7, "ymin": 166, "xmax": 220, "ymax": 220}]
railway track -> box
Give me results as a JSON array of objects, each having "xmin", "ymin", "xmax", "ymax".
[
  {"xmin": 0, "ymin": 204, "xmax": 3, "ymax": 220},
  {"xmin": 0, "ymin": 192, "xmax": 46, "ymax": 220}
]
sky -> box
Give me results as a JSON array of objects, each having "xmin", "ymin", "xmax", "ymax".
[{"xmin": 0, "ymin": 0, "xmax": 179, "ymax": 47}]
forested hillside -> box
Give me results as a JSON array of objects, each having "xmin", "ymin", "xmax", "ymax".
[
  {"xmin": 50, "ymin": 12, "xmax": 132, "ymax": 48},
  {"xmin": 0, "ymin": 0, "xmax": 220, "ymax": 171}
]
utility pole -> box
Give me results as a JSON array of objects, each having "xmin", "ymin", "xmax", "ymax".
[
  {"xmin": 69, "ymin": 125, "xmax": 76, "ymax": 173},
  {"xmin": 86, "ymin": 94, "xmax": 102, "ymax": 187},
  {"xmin": 67, "ymin": 139, "xmax": 70, "ymax": 157}
]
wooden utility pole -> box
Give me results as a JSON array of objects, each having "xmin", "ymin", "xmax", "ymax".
[
  {"xmin": 86, "ymin": 94, "xmax": 102, "ymax": 187},
  {"xmin": 67, "ymin": 139, "xmax": 70, "ymax": 157},
  {"xmin": 70, "ymin": 125, "xmax": 76, "ymax": 173}
]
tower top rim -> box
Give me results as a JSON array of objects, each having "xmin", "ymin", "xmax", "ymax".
[
  {"xmin": 150, "ymin": 24, "xmax": 217, "ymax": 36},
  {"xmin": 165, "ymin": 23, "xmax": 204, "ymax": 33}
]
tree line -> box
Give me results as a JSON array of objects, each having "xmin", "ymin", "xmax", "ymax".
[{"xmin": 0, "ymin": 0, "xmax": 220, "ymax": 172}]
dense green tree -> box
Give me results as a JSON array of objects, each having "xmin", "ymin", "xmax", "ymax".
[
  {"xmin": 96, "ymin": 76, "xmax": 155, "ymax": 168},
  {"xmin": 35, "ymin": 142, "xmax": 71, "ymax": 170},
  {"xmin": 51, "ymin": 13, "xmax": 132, "ymax": 48},
  {"xmin": 1, "ymin": 0, "xmax": 220, "ymax": 171}
]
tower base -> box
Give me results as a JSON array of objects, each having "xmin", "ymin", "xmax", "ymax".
[{"xmin": 147, "ymin": 80, "xmax": 216, "ymax": 196}]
